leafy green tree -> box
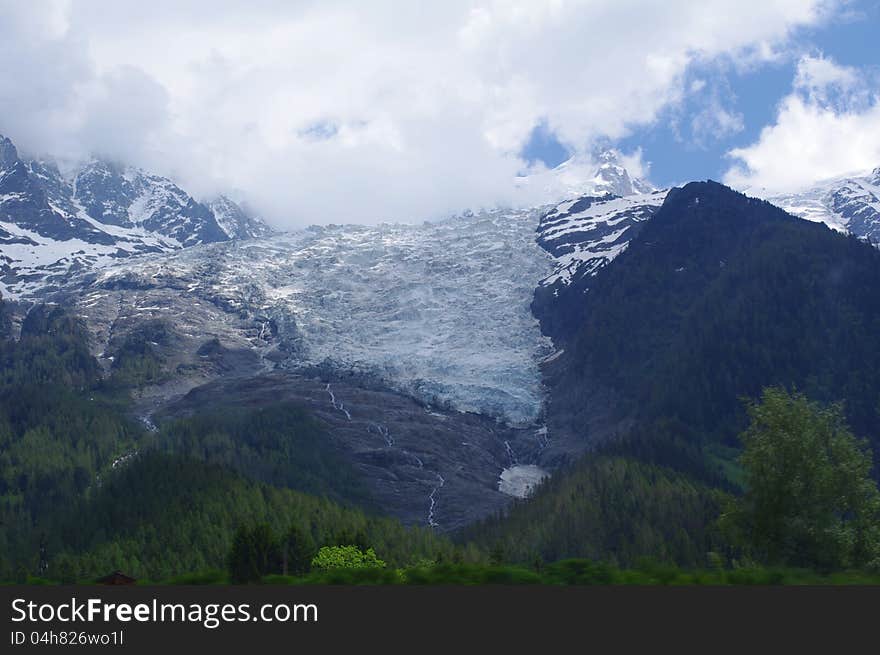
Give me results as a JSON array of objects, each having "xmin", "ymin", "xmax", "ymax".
[
  {"xmin": 720, "ymin": 387, "xmax": 880, "ymax": 570},
  {"xmin": 311, "ymin": 545, "xmax": 386, "ymax": 571},
  {"xmin": 227, "ymin": 524, "xmax": 281, "ymax": 583}
]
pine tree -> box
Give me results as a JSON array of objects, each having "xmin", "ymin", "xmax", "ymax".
[
  {"xmin": 283, "ymin": 523, "xmax": 316, "ymax": 576},
  {"xmin": 227, "ymin": 524, "xmax": 281, "ymax": 583}
]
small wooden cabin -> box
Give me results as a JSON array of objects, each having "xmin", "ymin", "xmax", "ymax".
[{"xmin": 96, "ymin": 570, "xmax": 137, "ymax": 585}]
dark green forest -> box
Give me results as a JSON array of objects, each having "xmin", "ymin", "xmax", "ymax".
[
  {"xmin": 50, "ymin": 452, "xmax": 453, "ymax": 582},
  {"xmin": 153, "ymin": 404, "xmax": 370, "ymax": 507},
  {"xmin": 463, "ymin": 456, "xmax": 724, "ymax": 567}
]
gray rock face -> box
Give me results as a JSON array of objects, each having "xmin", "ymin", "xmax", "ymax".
[
  {"xmin": 74, "ymin": 160, "xmax": 140, "ymax": 228},
  {"xmin": 592, "ymin": 150, "xmax": 656, "ymax": 197},
  {"xmin": 209, "ymin": 195, "xmax": 275, "ymax": 240},
  {"xmin": 29, "ymin": 159, "xmax": 80, "ymax": 219},
  {"xmin": 160, "ymin": 371, "xmax": 540, "ymax": 530},
  {"xmin": 0, "ymin": 136, "xmax": 19, "ymax": 169},
  {"xmin": 0, "ymin": 133, "xmax": 272, "ymax": 298},
  {"xmin": 0, "ymin": 138, "xmax": 94, "ymax": 243},
  {"xmin": 74, "ymin": 161, "xmax": 230, "ymax": 246}
]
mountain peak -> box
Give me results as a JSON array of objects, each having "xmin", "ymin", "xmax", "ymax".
[
  {"xmin": 657, "ymin": 181, "xmax": 797, "ymax": 237},
  {"xmin": 527, "ymin": 149, "xmax": 654, "ymax": 202},
  {"xmin": 209, "ymin": 195, "xmax": 274, "ymax": 240},
  {"xmin": 0, "ymin": 132, "xmax": 273, "ymax": 299},
  {"xmin": 592, "ymin": 148, "xmax": 655, "ymax": 196},
  {"xmin": 667, "ymin": 179, "xmax": 754, "ymax": 207},
  {"xmin": 592, "ymin": 152, "xmax": 641, "ymax": 196},
  {"xmin": 596, "ymin": 149, "xmax": 620, "ymax": 165},
  {"xmin": 0, "ymin": 135, "xmax": 20, "ymax": 169}
]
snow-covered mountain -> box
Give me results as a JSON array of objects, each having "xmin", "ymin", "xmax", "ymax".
[
  {"xmin": 53, "ymin": 150, "xmax": 667, "ymax": 425},
  {"xmin": 72, "ymin": 158, "xmax": 230, "ymax": 246},
  {"xmin": 765, "ymin": 167, "xmax": 880, "ymax": 242},
  {"xmin": 0, "ymin": 134, "xmax": 272, "ymax": 298},
  {"xmin": 536, "ymin": 190, "xmax": 668, "ymax": 289},
  {"xmin": 517, "ymin": 149, "xmax": 668, "ymax": 293},
  {"xmin": 517, "ymin": 149, "xmax": 655, "ymax": 203},
  {"xmin": 2, "ymin": 135, "xmax": 670, "ymax": 427}
]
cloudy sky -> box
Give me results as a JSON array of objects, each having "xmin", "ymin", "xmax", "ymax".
[{"xmin": 1, "ymin": 0, "xmax": 878, "ymax": 226}]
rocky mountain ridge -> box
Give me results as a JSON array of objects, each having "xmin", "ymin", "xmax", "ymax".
[{"xmin": 0, "ymin": 133, "xmax": 272, "ymax": 299}]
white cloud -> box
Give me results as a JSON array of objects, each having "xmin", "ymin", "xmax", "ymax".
[
  {"xmin": 682, "ymin": 74, "xmax": 747, "ymax": 148},
  {"xmin": 725, "ymin": 55, "xmax": 880, "ymax": 192},
  {"xmin": 616, "ymin": 148, "xmax": 651, "ymax": 182},
  {"xmin": 692, "ymin": 101, "xmax": 745, "ymax": 144},
  {"xmin": 795, "ymin": 54, "xmax": 860, "ymax": 93},
  {"xmin": 0, "ymin": 0, "xmax": 838, "ymax": 226}
]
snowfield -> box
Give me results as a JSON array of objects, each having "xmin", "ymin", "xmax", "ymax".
[
  {"xmin": 538, "ymin": 191, "xmax": 667, "ymax": 287},
  {"xmin": 762, "ymin": 167, "xmax": 880, "ymax": 241}
]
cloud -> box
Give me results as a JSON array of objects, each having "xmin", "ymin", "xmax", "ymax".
[
  {"xmin": 725, "ymin": 55, "xmax": 880, "ymax": 192},
  {"xmin": 794, "ymin": 54, "xmax": 860, "ymax": 94},
  {"xmin": 691, "ymin": 100, "xmax": 745, "ymax": 146},
  {"xmin": 0, "ymin": 0, "xmax": 838, "ymax": 226},
  {"xmin": 671, "ymin": 73, "xmax": 746, "ymax": 149},
  {"xmin": 0, "ymin": 2, "xmax": 173, "ymax": 168}
]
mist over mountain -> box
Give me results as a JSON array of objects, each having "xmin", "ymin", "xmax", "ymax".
[{"xmin": 1, "ymin": 133, "xmax": 272, "ymax": 298}]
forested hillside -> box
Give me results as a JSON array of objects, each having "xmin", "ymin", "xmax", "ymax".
[
  {"xmin": 537, "ymin": 181, "xmax": 880, "ymax": 464},
  {"xmin": 49, "ymin": 452, "xmax": 453, "ymax": 582},
  {"xmin": 0, "ymin": 298, "xmax": 451, "ymax": 582},
  {"xmin": 153, "ymin": 404, "xmax": 371, "ymax": 507},
  {"xmin": 464, "ymin": 456, "xmax": 723, "ymax": 567}
]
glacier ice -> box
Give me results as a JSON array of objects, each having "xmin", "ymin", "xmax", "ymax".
[{"xmin": 94, "ymin": 207, "xmax": 558, "ymax": 424}]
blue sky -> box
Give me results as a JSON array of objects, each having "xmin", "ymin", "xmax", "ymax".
[{"xmin": 523, "ymin": 1, "xmax": 880, "ymax": 188}]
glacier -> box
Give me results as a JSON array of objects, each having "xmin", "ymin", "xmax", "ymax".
[
  {"xmin": 5, "ymin": 146, "xmax": 659, "ymax": 426},
  {"xmin": 92, "ymin": 207, "xmax": 559, "ymax": 424}
]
